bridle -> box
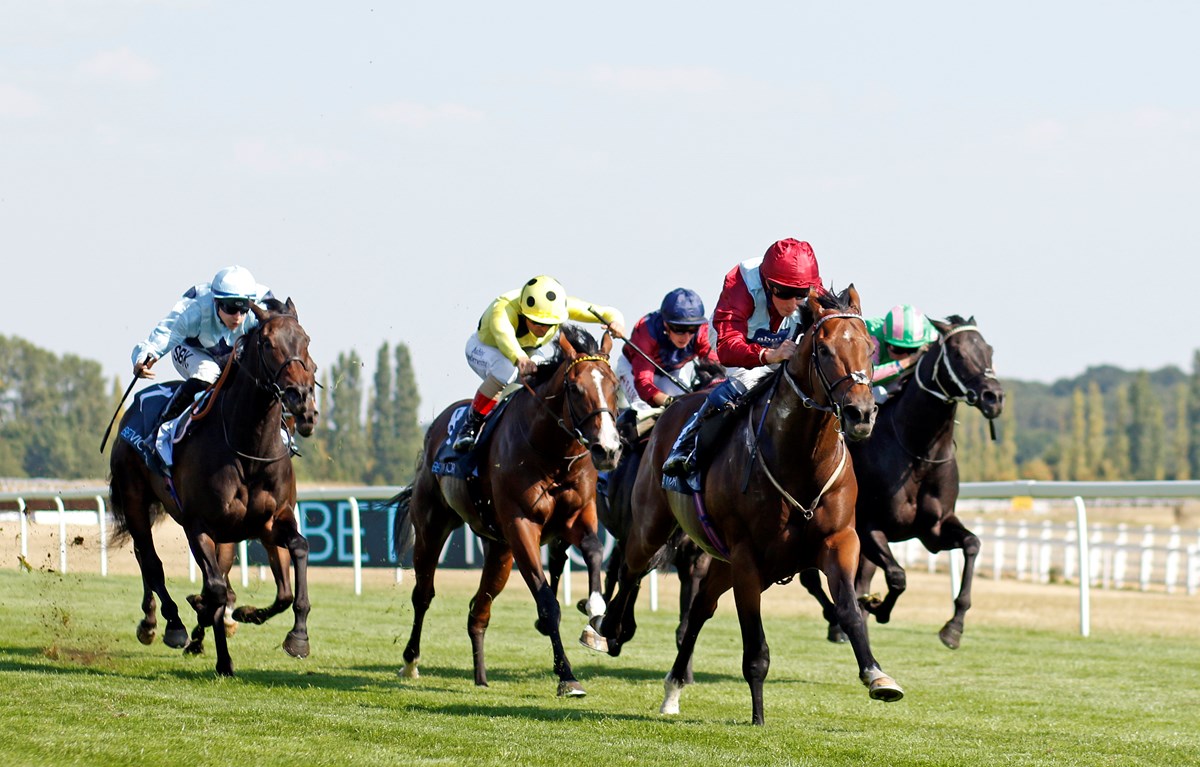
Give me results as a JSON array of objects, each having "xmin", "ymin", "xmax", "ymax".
[
  {"xmin": 780, "ymin": 312, "xmax": 872, "ymax": 426},
  {"xmin": 755, "ymin": 311, "xmax": 871, "ymax": 519},
  {"xmin": 913, "ymin": 324, "xmax": 996, "ymax": 406},
  {"xmin": 522, "ymin": 354, "xmax": 619, "ymax": 452}
]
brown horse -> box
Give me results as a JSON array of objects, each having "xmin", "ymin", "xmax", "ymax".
[
  {"xmin": 800, "ymin": 314, "xmax": 1004, "ymax": 649},
  {"xmin": 109, "ymin": 298, "xmax": 319, "ymax": 676},
  {"xmin": 586, "ymin": 286, "xmax": 903, "ymax": 724},
  {"xmin": 390, "ymin": 324, "xmax": 622, "ymax": 697}
]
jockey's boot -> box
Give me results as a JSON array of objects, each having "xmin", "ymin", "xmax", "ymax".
[
  {"xmin": 452, "ymin": 408, "xmax": 487, "ymax": 452},
  {"xmin": 161, "ymin": 378, "xmax": 209, "ymax": 424},
  {"xmin": 661, "ymin": 378, "xmax": 745, "ymax": 478},
  {"xmin": 661, "ymin": 400, "xmax": 713, "ymax": 478}
]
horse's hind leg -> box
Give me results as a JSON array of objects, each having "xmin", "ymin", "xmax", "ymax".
[
  {"xmin": 926, "ymin": 515, "xmax": 980, "ymax": 650},
  {"xmin": 799, "ymin": 568, "xmax": 846, "ymax": 643},
  {"xmin": 673, "ymin": 546, "xmax": 712, "ymax": 684},
  {"xmin": 120, "ymin": 483, "xmax": 188, "ymax": 649},
  {"xmin": 662, "ymin": 560, "xmax": 730, "ymax": 716},
  {"xmin": 402, "ymin": 500, "xmax": 457, "ymax": 680},
  {"xmin": 857, "ymin": 528, "xmax": 906, "ymax": 624},
  {"xmin": 233, "ymin": 543, "xmax": 294, "ymax": 625},
  {"xmin": 468, "ymin": 540, "xmax": 513, "ymax": 686},
  {"xmin": 184, "ymin": 543, "xmax": 238, "ymax": 655}
]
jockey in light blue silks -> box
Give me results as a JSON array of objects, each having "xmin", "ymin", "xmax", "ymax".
[{"xmin": 131, "ymin": 265, "xmax": 273, "ymax": 420}]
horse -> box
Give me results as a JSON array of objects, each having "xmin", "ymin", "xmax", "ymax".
[
  {"xmin": 799, "ymin": 314, "xmax": 1004, "ymax": 649},
  {"xmin": 109, "ymin": 298, "xmax": 319, "ymax": 676},
  {"xmin": 390, "ymin": 323, "xmax": 622, "ymax": 697},
  {"xmin": 585, "ymin": 285, "xmax": 903, "ymax": 725}
]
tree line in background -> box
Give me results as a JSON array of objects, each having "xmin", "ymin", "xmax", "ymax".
[{"xmin": 4, "ymin": 333, "xmax": 1200, "ymax": 485}]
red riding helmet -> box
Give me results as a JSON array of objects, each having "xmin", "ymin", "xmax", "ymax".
[{"xmin": 760, "ymin": 239, "xmax": 821, "ymax": 289}]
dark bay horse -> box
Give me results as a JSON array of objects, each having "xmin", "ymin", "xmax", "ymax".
[
  {"xmin": 391, "ymin": 324, "xmax": 622, "ymax": 697},
  {"xmin": 586, "ymin": 286, "xmax": 903, "ymax": 725},
  {"xmin": 800, "ymin": 314, "xmax": 1003, "ymax": 649},
  {"xmin": 109, "ymin": 298, "xmax": 319, "ymax": 676}
]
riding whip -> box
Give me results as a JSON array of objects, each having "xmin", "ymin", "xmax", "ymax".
[
  {"xmin": 588, "ymin": 308, "xmax": 692, "ymax": 395},
  {"xmin": 99, "ymin": 371, "xmax": 143, "ymax": 454}
]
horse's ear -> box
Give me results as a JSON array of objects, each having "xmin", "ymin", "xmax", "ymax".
[
  {"xmin": 967, "ymin": 315, "xmax": 976, "ymax": 325},
  {"xmin": 558, "ymin": 330, "xmax": 577, "ymax": 359},
  {"xmin": 250, "ymin": 303, "xmax": 268, "ymax": 322},
  {"xmin": 806, "ymin": 289, "xmax": 823, "ymax": 316},
  {"xmin": 600, "ymin": 331, "xmax": 612, "ymax": 356},
  {"xmin": 845, "ymin": 283, "xmax": 861, "ymax": 314},
  {"xmin": 285, "ymin": 297, "xmax": 298, "ymax": 319},
  {"xmin": 931, "ymin": 318, "xmax": 952, "ymax": 336}
]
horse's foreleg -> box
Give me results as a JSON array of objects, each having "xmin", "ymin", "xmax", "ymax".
[
  {"xmin": 123, "ymin": 486, "xmax": 188, "ymax": 649},
  {"xmin": 926, "ymin": 515, "xmax": 980, "ymax": 650},
  {"xmin": 279, "ymin": 523, "xmax": 311, "ymax": 659},
  {"xmin": 233, "ymin": 544, "xmax": 294, "ymax": 625},
  {"xmin": 729, "ymin": 557, "xmax": 769, "ymax": 726},
  {"xmin": 540, "ymin": 539, "xmax": 570, "ymax": 634},
  {"xmin": 662, "ymin": 559, "xmax": 730, "ymax": 715},
  {"xmin": 570, "ymin": 519, "xmax": 608, "ymax": 650},
  {"xmin": 858, "ymin": 528, "xmax": 906, "ymax": 624},
  {"xmin": 509, "ymin": 519, "xmax": 584, "ymax": 698},
  {"xmin": 821, "ymin": 528, "xmax": 903, "ymax": 704},
  {"xmin": 469, "ymin": 541, "xmax": 513, "ymax": 686},
  {"xmin": 185, "ymin": 529, "xmax": 233, "ymax": 676}
]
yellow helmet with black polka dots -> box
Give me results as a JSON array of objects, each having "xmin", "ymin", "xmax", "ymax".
[{"xmin": 519, "ymin": 275, "xmax": 569, "ymax": 324}]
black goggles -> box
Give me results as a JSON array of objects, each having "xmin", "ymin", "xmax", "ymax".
[
  {"xmin": 217, "ymin": 298, "xmax": 251, "ymax": 315},
  {"xmin": 665, "ymin": 323, "xmax": 700, "ymax": 335},
  {"xmin": 768, "ymin": 284, "xmax": 808, "ymax": 300}
]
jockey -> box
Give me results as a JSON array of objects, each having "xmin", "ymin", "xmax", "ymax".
[
  {"xmin": 454, "ymin": 275, "xmax": 625, "ymax": 452},
  {"xmin": 131, "ymin": 265, "xmax": 273, "ymax": 421},
  {"xmin": 616, "ymin": 288, "xmax": 719, "ymax": 413},
  {"xmin": 867, "ymin": 303, "xmax": 939, "ymax": 403},
  {"xmin": 662, "ymin": 238, "xmax": 821, "ymax": 477}
]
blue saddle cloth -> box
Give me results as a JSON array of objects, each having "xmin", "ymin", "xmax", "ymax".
[
  {"xmin": 118, "ymin": 382, "xmax": 181, "ymax": 473},
  {"xmin": 430, "ymin": 397, "xmax": 514, "ymax": 481}
]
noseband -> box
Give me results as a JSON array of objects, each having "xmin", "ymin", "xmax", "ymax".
[
  {"xmin": 780, "ymin": 312, "xmax": 872, "ymax": 425},
  {"xmin": 913, "ymin": 325, "xmax": 996, "ymax": 405}
]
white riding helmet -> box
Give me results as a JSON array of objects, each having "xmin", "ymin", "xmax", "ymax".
[{"xmin": 211, "ymin": 265, "xmax": 259, "ymax": 300}]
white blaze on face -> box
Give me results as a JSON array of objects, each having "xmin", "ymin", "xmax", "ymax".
[{"xmin": 589, "ymin": 367, "xmax": 621, "ymax": 452}]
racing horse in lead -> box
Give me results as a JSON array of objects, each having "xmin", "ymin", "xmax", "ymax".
[
  {"xmin": 586, "ymin": 286, "xmax": 903, "ymax": 725},
  {"xmin": 108, "ymin": 298, "xmax": 319, "ymax": 676},
  {"xmin": 390, "ymin": 324, "xmax": 622, "ymax": 697},
  {"xmin": 801, "ymin": 314, "xmax": 1004, "ymax": 649}
]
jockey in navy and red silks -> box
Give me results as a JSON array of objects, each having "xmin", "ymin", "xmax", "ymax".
[
  {"xmin": 662, "ymin": 238, "xmax": 823, "ymax": 477},
  {"xmin": 617, "ymin": 288, "xmax": 719, "ymax": 412}
]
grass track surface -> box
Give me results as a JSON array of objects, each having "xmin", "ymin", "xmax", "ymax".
[{"xmin": 1, "ymin": 568, "xmax": 1197, "ymax": 767}]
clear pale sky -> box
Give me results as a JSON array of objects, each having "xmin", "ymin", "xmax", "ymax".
[{"xmin": 3, "ymin": 2, "xmax": 1198, "ymax": 423}]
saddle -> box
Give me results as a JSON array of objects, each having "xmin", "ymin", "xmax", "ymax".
[
  {"xmin": 118, "ymin": 382, "xmax": 205, "ymax": 477},
  {"xmin": 430, "ymin": 399, "xmax": 519, "ymax": 540}
]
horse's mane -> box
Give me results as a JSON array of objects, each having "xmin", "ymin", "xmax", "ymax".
[
  {"xmin": 943, "ymin": 314, "xmax": 969, "ymax": 326},
  {"xmin": 813, "ymin": 285, "xmax": 857, "ymax": 314},
  {"xmin": 527, "ymin": 323, "xmax": 603, "ymax": 387}
]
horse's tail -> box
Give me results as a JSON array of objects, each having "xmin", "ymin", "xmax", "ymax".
[
  {"xmin": 107, "ymin": 466, "xmax": 164, "ymax": 546},
  {"xmin": 385, "ymin": 486, "xmax": 416, "ymax": 562}
]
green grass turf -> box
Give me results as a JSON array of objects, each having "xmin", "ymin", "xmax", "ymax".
[{"xmin": 0, "ymin": 568, "xmax": 1196, "ymax": 767}]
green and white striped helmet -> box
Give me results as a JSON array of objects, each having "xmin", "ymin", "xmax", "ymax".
[{"xmin": 884, "ymin": 304, "xmax": 932, "ymax": 349}]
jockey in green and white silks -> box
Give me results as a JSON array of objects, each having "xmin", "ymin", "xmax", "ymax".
[
  {"xmin": 132, "ymin": 265, "xmax": 273, "ymax": 386},
  {"xmin": 454, "ymin": 274, "xmax": 626, "ymax": 452},
  {"xmin": 866, "ymin": 303, "xmax": 939, "ymax": 402}
]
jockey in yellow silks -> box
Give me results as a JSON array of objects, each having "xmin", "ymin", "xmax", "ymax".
[{"xmin": 454, "ymin": 275, "xmax": 625, "ymax": 451}]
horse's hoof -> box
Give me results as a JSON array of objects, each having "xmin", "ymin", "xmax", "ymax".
[
  {"xmin": 136, "ymin": 622, "xmax": 156, "ymax": 646},
  {"xmin": 186, "ymin": 593, "xmax": 204, "ymax": 611},
  {"xmin": 575, "ymin": 598, "xmax": 589, "ymax": 616},
  {"xmin": 826, "ymin": 625, "xmax": 848, "ymax": 644},
  {"xmin": 660, "ymin": 675, "xmax": 684, "ymax": 715},
  {"xmin": 557, "ymin": 680, "xmax": 586, "ymax": 697},
  {"xmin": 282, "ymin": 631, "xmax": 310, "ymax": 659},
  {"xmin": 163, "ymin": 627, "xmax": 189, "ymax": 649},
  {"xmin": 579, "ymin": 624, "xmax": 609, "ymax": 654},
  {"xmin": 223, "ymin": 619, "xmax": 238, "ymax": 637},
  {"xmin": 864, "ymin": 674, "xmax": 904, "ymax": 703},
  {"xmin": 183, "ymin": 639, "xmax": 204, "ymax": 655},
  {"xmin": 858, "ymin": 593, "xmax": 882, "ymax": 612},
  {"xmin": 939, "ymin": 624, "xmax": 962, "ymax": 650},
  {"xmin": 400, "ymin": 660, "xmax": 420, "ymax": 679},
  {"xmin": 232, "ymin": 606, "xmax": 266, "ymax": 625},
  {"xmin": 216, "ymin": 661, "xmax": 235, "ymax": 678}
]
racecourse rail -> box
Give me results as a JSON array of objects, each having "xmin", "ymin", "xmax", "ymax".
[{"xmin": 3, "ymin": 481, "xmax": 1199, "ymax": 638}]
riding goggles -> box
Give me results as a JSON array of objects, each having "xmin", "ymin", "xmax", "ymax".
[
  {"xmin": 768, "ymin": 284, "xmax": 809, "ymax": 300},
  {"xmin": 217, "ymin": 298, "xmax": 252, "ymax": 315},
  {"xmin": 665, "ymin": 323, "xmax": 700, "ymax": 335}
]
